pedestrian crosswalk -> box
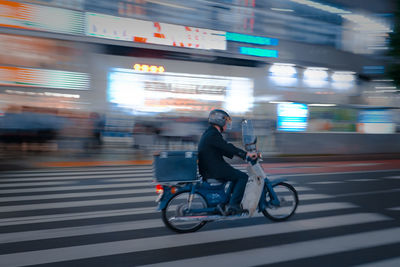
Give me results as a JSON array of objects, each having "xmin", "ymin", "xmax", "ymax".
[{"xmin": 0, "ymin": 165, "xmax": 399, "ymax": 267}]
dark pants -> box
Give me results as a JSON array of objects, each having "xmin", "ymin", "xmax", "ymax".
[{"xmin": 219, "ymin": 168, "xmax": 248, "ymax": 207}]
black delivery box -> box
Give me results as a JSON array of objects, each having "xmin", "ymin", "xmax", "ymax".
[{"xmin": 153, "ymin": 151, "xmax": 198, "ymax": 183}]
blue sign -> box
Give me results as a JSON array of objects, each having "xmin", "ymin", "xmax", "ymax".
[
  {"xmin": 226, "ymin": 32, "xmax": 279, "ymax": 46},
  {"xmin": 358, "ymin": 110, "xmax": 393, "ymax": 123},
  {"xmin": 277, "ymin": 103, "xmax": 308, "ymax": 132},
  {"xmin": 240, "ymin": 47, "xmax": 278, "ymax": 58}
]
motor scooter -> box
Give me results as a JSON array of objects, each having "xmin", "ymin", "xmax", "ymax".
[{"xmin": 153, "ymin": 119, "xmax": 298, "ymax": 233}]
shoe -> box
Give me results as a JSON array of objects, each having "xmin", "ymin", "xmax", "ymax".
[{"xmin": 225, "ymin": 205, "xmax": 248, "ymax": 216}]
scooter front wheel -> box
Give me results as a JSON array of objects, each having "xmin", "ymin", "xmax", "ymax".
[
  {"xmin": 162, "ymin": 191, "xmax": 208, "ymax": 233},
  {"xmin": 262, "ymin": 182, "xmax": 298, "ymax": 221}
]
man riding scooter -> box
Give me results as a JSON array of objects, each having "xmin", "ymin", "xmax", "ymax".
[{"xmin": 198, "ymin": 109, "xmax": 258, "ymax": 215}]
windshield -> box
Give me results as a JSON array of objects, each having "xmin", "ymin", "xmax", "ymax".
[{"xmin": 241, "ymin": 119, "xmax": 257, "ymax": 151}]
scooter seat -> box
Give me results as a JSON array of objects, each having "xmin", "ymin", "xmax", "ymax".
[{"xmin": 207, "ymin": 179, "xmax": 224, "ymax": 185}]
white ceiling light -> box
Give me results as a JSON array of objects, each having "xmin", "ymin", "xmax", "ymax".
[
  {"xmin": 332, "ymin": 71, "xmax": 355, "ymax": 83},
  {"xmin": 269, "ymin": 63, "xmax": 297, "ymax": 77},
  {"xmin": 375, "ymin": 86, "xmax": 396, "ymax": 90},
  {"xmin": 290, "ymin": 0, "xmax": 350, "ymax": 14},
  {"xmin": 304, "ymin": 67, "xmax": 328, "ymax": 80},
  {"xmin": 271, "ymin": 8, "xmax": 294, "ymax": 12},
  {"xmin": 308, "ymin": 103, "xmax": 337, "ymax": 106},
  {"xmin": 291, "ymin": 0, "xmax": 391, "ymax": 34},
  {"xmin": 269, "ymin": 101, "xmax": 293, "ymax": 104},
  {"xmin": 372, "ymin": 79, "xmax": 393, "ymax": 82},
  {"xmin": 341, "ymin": 14, "xmax": 391, "ymax": 33}
]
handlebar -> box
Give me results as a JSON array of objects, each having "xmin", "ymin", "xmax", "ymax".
[{"xmin": 246, "ymin": 152, "xmax": 262, "ymax": 165}]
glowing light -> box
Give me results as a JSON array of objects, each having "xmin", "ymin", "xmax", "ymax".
[
  {"xmin": 290, "ymin": 0, "xmax": 350, "ymax": 14},
  {"xmin": 341, "ymin": 14, "xmax": 391, "ymax": 33},
  {"xmin": 155, "ymin": 184, "xmax": 163, "ymax": 194},
  {"xmin": 269, "ymin": 64, "xmax": 297, "ymax": 87},
  {"xmin": 269, "ymin": 101, "xmax": 293, "ymax": 104},
  {"xmin": 290, "ymin": 0, "xmax": 391, "ymax": 34},
  {"xmin": 269, "ymin": 63, "xmax": 296, "ymax": 77},
  {"xmin": 133, "ymin": 64, "xmax": 165, "ymax": 73},
  {"xmin": 150, "ymin": 66, "xmax": 158, "ymax": 72},
  {"xmin": 277, "ymin": 103, "xmax": 308, "ymax": 132},
  {"xmin": 332, "ymin": 71, "xmax": 355, "ymax": 82},
  {"xmin": 308, "ymin": 103, "xmax": 336, "ymax": 107},
  {"xmin": 141, "ymin": 65, "xmax": 149, "ymax": 72},
  {"xmin": 304, "ymin": 67, "xmax": 328, "ymax": 80},
  {"xmin": 331, "ymin": 71, "xmax": 355, "ymax": 90},
  {"xmin": 303, "ymin": 67, "xmax": 328, "ymax": 88},
  {"xmin": 271, "ymin": 8, "xmax": 294, "ymax": 12}
]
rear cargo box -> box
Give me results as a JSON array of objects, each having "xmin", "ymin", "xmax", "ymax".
[{"xmin": 153, "ymin": 151, "xmax": 199, "ymax": 183}]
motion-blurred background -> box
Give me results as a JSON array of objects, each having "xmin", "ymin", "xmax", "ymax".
[{"xmin": 0, "ymin": 0, "xmax": 399, "ymax": 164}]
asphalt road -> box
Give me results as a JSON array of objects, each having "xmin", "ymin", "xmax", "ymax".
[{"xmin": 0, "ymin": 161, "xmax": 399, "ymax": 267}]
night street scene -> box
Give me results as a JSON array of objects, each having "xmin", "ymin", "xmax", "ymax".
[{"xmin": 1, "ymin": 0, "xmax": 400, "ymax": 266}]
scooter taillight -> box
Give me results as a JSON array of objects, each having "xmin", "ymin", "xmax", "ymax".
[{"xmin": 156, "ymin": 184, "xmax": 164, "ymax": 194}]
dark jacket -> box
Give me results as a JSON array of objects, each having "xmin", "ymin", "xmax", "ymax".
[{"xmin": 198, "ymin": 126, "xmax": 247, "ymax": 179}]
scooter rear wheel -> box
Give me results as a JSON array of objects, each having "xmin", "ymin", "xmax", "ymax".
[
  {"xmin": 262, "ymin": 182, "xmax": 298, "ymax": 221},
  {"xmin": 162, "ymin": 191, "xmax": 208, "ymax": 233}
]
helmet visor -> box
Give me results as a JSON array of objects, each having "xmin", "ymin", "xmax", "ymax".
[{"xmin": 226, "ymin": 117, "xmax": 232, "ymax": 130}]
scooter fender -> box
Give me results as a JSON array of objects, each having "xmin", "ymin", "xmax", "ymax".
[
  {"xmin": 156, "ymin": 186, "xmax": 189, "ymax": 211},
  {"xmin": 257, "ymin": 177, "xmax": 287, "ymax": 211},
  {"xmin": 156, "ymin": 194, "xmax": 170, "ymax": 211},
  {"xmin": 269, "ymin": 177, "xmax": 287, "ymax": 186}
]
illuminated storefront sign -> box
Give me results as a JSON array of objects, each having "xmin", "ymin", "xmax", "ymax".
[
  {"xmin": 357, "ymin": 109, "xmax": 395, "ymax": 134},
  {"xmin": 239, "ymin": 47, "xmax": 278, "ymax": 58},
  {"xmin": 0, "ymin": 34, "xmax": 84, "ymax": 69},
  {"xmin": 108, "ymin": 68, "xmax": 253, "ymax": 114},
  {"xmin": 0, "ymin": 0, "xmax": 84, "ymax": 34},
  {"xmin": 85, "ymin": 12, "xmax": 226, "ymax": 50},
  {"xmin": 277, "ymin": 103, "xmax": 308, "ymax": 131},
  {"xmin": 133, "ymin": 64, "xmax": 165, "ymax": 73},
  {"xmin": 21, "ymin": 0, "xmax": 85, "ymax": 10},
  {"xmin": 226, "ymin": 32, "xmax": 278, "ymax": 46},
  {"xmin": 0, "ymin": 66, "xmax": 90, "ymax": 90}
]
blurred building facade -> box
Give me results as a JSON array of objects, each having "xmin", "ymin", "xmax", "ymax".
[{"xmin": 0, "ymin": 0, "xmax": 399, "ymax": 155}]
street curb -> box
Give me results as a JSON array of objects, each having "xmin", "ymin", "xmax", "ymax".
[{"xmin": 4, "ymin": 153, "xmax": 400, "ymax": 169}]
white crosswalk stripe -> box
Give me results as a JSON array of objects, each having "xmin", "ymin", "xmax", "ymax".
[
  {"xmin": 0, "ymin": 188, "xmax": 155, "ymax": 202},
  {"xmin": 0, "ymin": 165, "xmax": 398, "ymax": 267},
  {"xmin": 308, "ymin": 181, "xmax": 344, "ymax": 185},
  {"xmin": 387, "ymin": 207, "xmax": 400, "ymax": 211},
  {"xmin": 0, "ymin": 213, "xmax": 392, "ymax": 267},
  {"xmin": 384, "ymin": 176, "xmax": 400, "ymax": 179},
  {"xmin": 0, "ymin": 174, "xmax": 153, "ymax": 182},
  {"xmin": 346, "ymin": 178, "xmax": 381, "ymax": 182},
  {"xmin": 0, "ymin": 169, "xmax": 153, "ymax": 178},
  {"xmin": 0, "ymin": 207, "xmax": 156, "ymax": 227},
  {"xmin": 0, "ymin": 181, "xmax": 76, "ymax": 188},
  {"xmin": 140, "ymin": 227, "xmax": 400, "ymax": 267},
  {"xmin": 355, "ymin": 257, "xmax": 400, "ymax": 267},
  {"xmin": 0, "ymin": 202, "xmax": 358, "ymax": 244},
  {"xmin": 0, "ymin": 182, "xmax": 153, "ymax": 194},
  {"xmin": 1, "ymin": 195, "xmax": 157, "ymax": 212}
]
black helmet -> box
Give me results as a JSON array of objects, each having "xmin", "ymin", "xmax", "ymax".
[{"xmin": 208, "ymin": 109, "xmax": 231, "ymax": 130}]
